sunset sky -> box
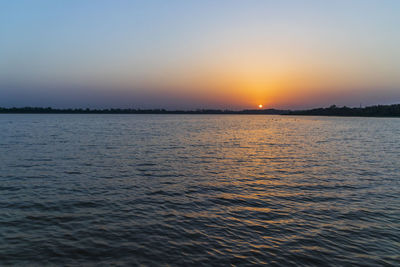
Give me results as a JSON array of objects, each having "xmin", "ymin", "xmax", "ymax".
[{"xmin": 1, "ymin": 0, "xmax": 400, "ymax": 109}]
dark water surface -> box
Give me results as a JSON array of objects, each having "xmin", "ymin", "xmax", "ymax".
[{"xmin": 0, "ymin": 114, "xmax": 399, "ymax": 266}]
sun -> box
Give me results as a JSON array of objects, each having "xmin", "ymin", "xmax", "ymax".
[{"xmin": 258, "ymin": 104, "xmax": 263, "ymax": 109}]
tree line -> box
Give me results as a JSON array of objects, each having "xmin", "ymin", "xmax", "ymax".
[
  {"xmin": 0, "ymin": 107, "xmax": 286, "ymax": 114},
  {"xmin": 0, "ymin": 104, "xmax": 399, "ymax": 116},
  {"xmin": 286, "ymin": 104, "xmax": 400, "ymax": 117}
]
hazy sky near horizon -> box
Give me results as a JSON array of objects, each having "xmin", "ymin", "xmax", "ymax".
[{"xmin": 1, "ymin": 0, "xmax": 400, "ymax": 109}]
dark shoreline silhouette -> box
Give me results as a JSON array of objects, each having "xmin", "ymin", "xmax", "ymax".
[
  {"xmin": 286, "ymin": 104, "xmax": 400, "ymax": 117},
  {"xmin": 0, "ymin": 104, "xmax": 399, "ymax": 117},
  {"xmin": 0, "ymin": 107, "xmax": 287, "ymax": 115}
]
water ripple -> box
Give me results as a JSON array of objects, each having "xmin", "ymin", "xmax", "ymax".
[{"xmin": 0, "ymin": 114, "xmax": 399, "ymax": 265}]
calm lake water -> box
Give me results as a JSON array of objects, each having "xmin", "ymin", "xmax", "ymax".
[{"xmin": 0, "ymin": 114, "xmax": 399, "ymax": 265}]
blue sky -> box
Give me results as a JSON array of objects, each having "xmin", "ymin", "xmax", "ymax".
[{"xmin": 1, "ymin": 0, "xmax": 399, "ymax": 109}]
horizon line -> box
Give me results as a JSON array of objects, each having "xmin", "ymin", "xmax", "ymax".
[{"xmin": 1, "ymin": 103, "xmax": 400, "ymax": 117}]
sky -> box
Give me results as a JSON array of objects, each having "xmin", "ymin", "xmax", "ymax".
[{"xmin": 1, "ymin": 0, "xmax": 400, "ymax": 110}]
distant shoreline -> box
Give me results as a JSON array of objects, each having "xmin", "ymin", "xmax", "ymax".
[{"xmin": 0, "ymin": 104, "xmax": 399, "ymax": 117}]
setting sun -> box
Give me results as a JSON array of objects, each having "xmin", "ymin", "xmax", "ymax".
[{"xmin": 258, "ymin": 104, "xmax": 263, "ymax": 109}]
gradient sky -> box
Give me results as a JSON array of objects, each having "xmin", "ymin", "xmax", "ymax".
[{"xmin": 1, "ymin": 0, "xmax": 400, "ymax": 109}]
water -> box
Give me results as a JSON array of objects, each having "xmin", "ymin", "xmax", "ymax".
[{"xmin": 0, "ymin": 114, "xmax": 399, "ymax": 266}]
